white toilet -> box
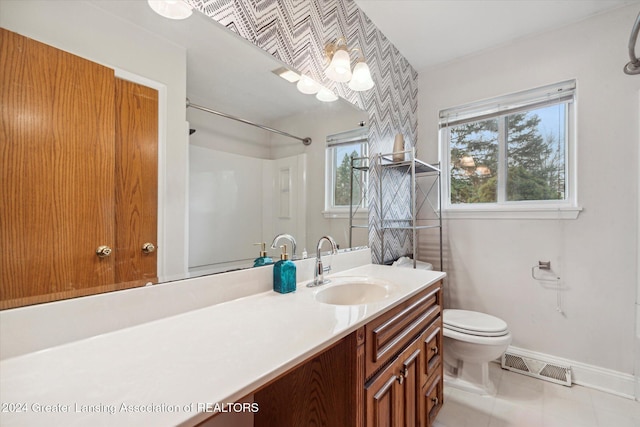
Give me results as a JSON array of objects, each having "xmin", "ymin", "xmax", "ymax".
[{"xmin": 442, "ymin": 309, "xmax": 512, "ymax": 396}]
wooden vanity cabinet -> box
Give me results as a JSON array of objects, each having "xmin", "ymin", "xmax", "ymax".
[
  {"xmin": 254, "ymin": 280, "xmax": 443, "ymax": 427},
  {"xmin": 364, "ymin": 282, "xmax": 443, "ymax": 427}
]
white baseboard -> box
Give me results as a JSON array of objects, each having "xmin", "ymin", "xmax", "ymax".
[{"xmin": 505, "ymin": 346, "xmax": 637, "ymax": 400}]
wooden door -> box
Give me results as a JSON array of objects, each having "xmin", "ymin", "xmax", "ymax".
[
  {"xmin": 254, "ymin": 332, "xmax": 361, "ymax": 426},
  {"xmin": 366, "ymin": 335, "xmax": 426, "ymax": 427},
  {"xmin": 114, "ymin": 78, "xmax": 158, "ymax": 287},
  {"xmin": 0, "ymin": 28, "xmax": 116, "ymax": 308},
  {"xmin": 400, "ymin": 345, "xmax": 425, "ymax": 427},
  {"xmin": 366, "ymin": 358, "xmax": 403, "ymax": 427}
]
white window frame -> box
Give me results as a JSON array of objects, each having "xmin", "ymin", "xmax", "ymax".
[
  {"xmin": 323, "ymin": 128, "xmax": 369, "ymax": 219},
  {"xmin": 439, "ymin": 80, "xmax": 582, "ymax": 220}
]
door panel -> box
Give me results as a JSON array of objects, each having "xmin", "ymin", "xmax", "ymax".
[
  {"xmin": 400, "ymin": 346, "xmax": 424, "ymax": 427},
  {"xmin": 0, "ymin": 28, "xmax": 115, "ymax": 308},
  {"xmin": 366, "ymin": 354, "xmax": 408, "ymax": 427},
  {"xmin": 114, "ymin": 78, "xmax": 158, "ymax": 286},
  {"xmin": 0, "ymin": 29, "xmax": 159, "ymax": 309},
  {"xmin": 367, "ymin": 374, "xmax": 397, "ymax": 427}
]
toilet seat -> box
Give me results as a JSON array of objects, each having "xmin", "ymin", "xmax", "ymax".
[{"xmin": 444, "ymin": 309, "xmax": 509, "ymax": 337}]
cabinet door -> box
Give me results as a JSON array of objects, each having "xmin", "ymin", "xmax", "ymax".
[
  {"xmin": 0, "ymin": 28, "xmax": 116, "ymax": 308},
  {"xmin": 366, "ymin": 335, "xmax": 425, "ymax": 427},
  {"xmin": 400, "ymin": 345, "xmax": 425, "ymax": 427},
  {"xmin": 114, "ymin": 78, "xmax": 158, "ymax": 287},
  {"xmin": 365, "ymin": 361, "xmax": 403, "ymax": 427},
  {"xmin": 0, "ymin": 30, "xmax": 159, "ymax": 309}
]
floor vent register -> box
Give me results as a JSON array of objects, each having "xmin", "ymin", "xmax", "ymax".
[{"xmin": 501, "ymin": 352, "xmax": 572, "ymax": 386}]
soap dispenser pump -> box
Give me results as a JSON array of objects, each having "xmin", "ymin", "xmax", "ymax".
[
  {"xmin": 273, "ymin": 244, "xmax": 296, "ymax": 294},
  {"xmin": 253, "ymin": 243, "xmax": 273, "ymax": 267}
]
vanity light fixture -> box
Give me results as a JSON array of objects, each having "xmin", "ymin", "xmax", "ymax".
[
  {"xmin": 272, "ymin": 68, "xmax": 336, "ymax": 101},
  {"xmin": 348, "ymin": 58, "xmax": 374, "ymax": 91},
  {"xmin": 274, "ymin": 67, "xmax": 319, "ymax": 96},
  {"xmin": 475, "ymin": 165, "xmax": 491, "ymax": 176},
  {"xmin": 296, "ymin": 74, "xmax": 321, "ymax": 94},
  {"xmin": 315, "ymin": 86, "xmax": 338, "ymax": 102},
  {"xmin": 459, "ymin": 155, "xmax": 476, "ymax": 168},
  {"xmin": 147, "ymin": 0, "xmax": 193, "ymax": 20},
  {"xmin": 325, "ymin": 38, "xmax": 352, "ymax": 83},
  {"xmin": 325, "ymin": 38, "xmax": 375, "ymax": 91}
]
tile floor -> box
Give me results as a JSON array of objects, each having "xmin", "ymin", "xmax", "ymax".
[{"xmin": 434, "ymin": 363, "xmax": 640, "ymax": 427}]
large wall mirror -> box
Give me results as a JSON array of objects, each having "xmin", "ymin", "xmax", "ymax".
[{"xmin": 0, "ymin": 0, "xmax": 369, "ymax": 309}]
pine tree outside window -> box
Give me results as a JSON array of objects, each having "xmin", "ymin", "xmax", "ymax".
[
  {"xmin": 439, "ymin": 81, "xmax": 581, "ymax": 219},
  {"xmin": 324, "ymin": 128, "xmax": 368, "ymax": 217}
]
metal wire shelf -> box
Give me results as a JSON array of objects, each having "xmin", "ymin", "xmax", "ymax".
[{"xmin": 378, "ymin": 147, "xmax": 443, "ymax": 270}]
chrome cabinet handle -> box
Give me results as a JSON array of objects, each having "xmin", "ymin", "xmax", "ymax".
[
  {"xmin": 96, "ymin": 245, "xmax": 112, "ymax": 258},
  {"xmin": 396, "ymin": 374, "xmax": 404, "ymax": 385},
  {"xmin": 431, "ymin": 345, "xmax": 439, "ymax": 355},
  {"xmin": 431, "ymin": 397, "xmax": 439, "ymax": 406},
  {"xmin": 142, "ymin": 242, "xmax": 156, "ymax": 254}
]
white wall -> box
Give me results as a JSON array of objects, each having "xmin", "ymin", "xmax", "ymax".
[
  {"xmin": 0, "ymin": 0, "xmax": 190, "ymax": 279},
  {"xmin": 418, "ymin": 3, "xmax": 640, "ymax": 385},
  {"xmin": 636, "ymin": 86, "xmax": 640, "ymax": 400}
]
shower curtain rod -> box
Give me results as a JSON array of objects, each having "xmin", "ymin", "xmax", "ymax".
[
  {"xmin": 624, "ymin": 11, "xmax": 640, "ymax": 75},
  {"xmin": 186, "ymin": 99, "xmax": 312, "ymax": 146}
]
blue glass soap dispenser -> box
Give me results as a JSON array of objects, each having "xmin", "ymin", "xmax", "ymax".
[
  {"xmin": 274, "ymin": 244, "xmax": 296, "ymax": 294},
  {"xmin": 253, "ymin": 243, "xmax": 273, "ymax": 267}
]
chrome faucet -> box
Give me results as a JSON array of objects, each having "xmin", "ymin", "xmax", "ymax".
[
  {"xmin": 270, "ymin": 234, "xmax": 297, "ymax": 259},
  {"xmin": 307, "ymin": 235, "xmax": 338, "ymax": 287}
]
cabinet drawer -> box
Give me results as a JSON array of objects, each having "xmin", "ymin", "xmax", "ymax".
[
  {"xmin": 366, "ymin": 282, "xmax": 441, "ymax": 378},
  {"xmin": 423, "ymin": 371, "xmax": 443, "ymax": 425},
  {"xmin": 423, "ymin": 317, "xmax": 442, "ymax": 379}
]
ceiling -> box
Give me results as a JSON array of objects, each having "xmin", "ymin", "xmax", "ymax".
[{"xmin": 354, "ymin": 0, "xmax": 639, "ymax": 72}]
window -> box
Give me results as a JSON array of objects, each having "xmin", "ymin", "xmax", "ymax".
[
  {"xmin": 324, "ymin": 128, "xmax": 368, "ymax": 217},
  {"xmin": 440, "ymin": 80, "xmax": 580, "ymax": 219}
]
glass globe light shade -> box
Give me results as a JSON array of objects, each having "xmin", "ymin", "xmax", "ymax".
[
  {"xmin": 147, "ymin": 0, "xmax": 193, "ymax": 20},
  {"xmin": 348, "ymin": 61, "xmax": 374, "ymax": 91},
  {"xmin": 296, "ymin": 75, "xmax": 321, "ymax": 94},
  {"xmin": 325, "ymin": 48, "xmax": 352, "ymax": 83},
  {"xmin": 316, "ymin": 87, "xmax": 339, "ymax": 102}
]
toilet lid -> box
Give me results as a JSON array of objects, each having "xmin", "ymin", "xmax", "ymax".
[{"xmin": 443, "ymin": 309, "xmax": 508, "ymax": 337}]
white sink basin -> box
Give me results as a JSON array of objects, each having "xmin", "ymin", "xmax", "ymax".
[{"xmin": 314, "ymin": 277, "xmax": 397, "ymax": 305}]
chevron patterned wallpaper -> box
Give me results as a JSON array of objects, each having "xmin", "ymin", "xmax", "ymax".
[{"xmin": 188, "ymin": 0, "xmax": 418, "ymax": 264}]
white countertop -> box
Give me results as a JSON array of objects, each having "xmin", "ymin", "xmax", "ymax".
[{"xmin": 0, "ymin": 264, "xmax": 445, "ymax": 427}]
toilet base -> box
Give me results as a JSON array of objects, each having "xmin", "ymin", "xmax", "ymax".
[
  {"xmin": 443, "ymin": 359, "xmax": 497, "ymax": 396},
  {"xmin": 444, "ymin": 372, "xmax": 497, "ymax": 396}
]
